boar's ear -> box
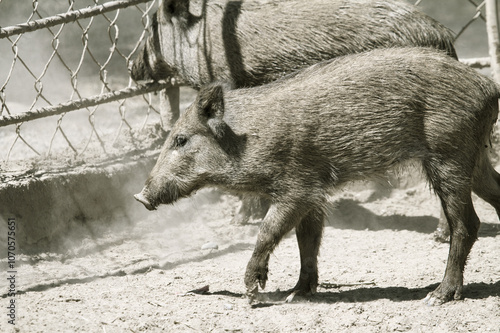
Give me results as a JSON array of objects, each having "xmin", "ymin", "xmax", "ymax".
[
  {"xmin": 198, "ymin": 83, "xmax": 224, "ymax": 119},
  {"xmin": 198, "ymin": 83, "xmax": 226, "ymax": 138}
]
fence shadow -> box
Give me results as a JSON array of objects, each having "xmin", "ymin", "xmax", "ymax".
[
  {"xmin": 3, "ymin": 242, "xmax": 252, "ymax": 298},
  {"xmin": 324, "ymin": 198, "xmax": 500, "ymax": 237}
]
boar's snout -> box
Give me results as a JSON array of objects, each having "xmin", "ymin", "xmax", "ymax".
[
  {"xmin": 128, "ymin": 45, "xmax": 157, "ymax": 82},
  {"xmin": 129, "ymin": 43, "xmax": 173, "ymax": 82},
  {"xmin": 134, "ymin": 190, "xmax": 156, "ymax": 211},
  {"xmin": 129, "ymin": 53, "xmax": 151, "ymax": 82}
]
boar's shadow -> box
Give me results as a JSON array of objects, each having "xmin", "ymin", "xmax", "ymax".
[{"xmin": 234, "ymin": 281, "xmax": 500, "ymax": 306}]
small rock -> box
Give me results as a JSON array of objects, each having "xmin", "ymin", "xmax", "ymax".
[
  {"xmin": 406, "ymin": 189, "xmax": 417, "ymax": 196},
  {"xmin": 224, "ymin": 303, "xmax": 233, "ymax": 310},
  {"xmin": 201, "ymin": 242, "xmax": 219, "ymax": 250}
]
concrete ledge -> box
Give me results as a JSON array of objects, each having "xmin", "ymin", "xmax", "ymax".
[{"xmin": 0, "ymin": 153, "xmax": 159, "ymax": 253}]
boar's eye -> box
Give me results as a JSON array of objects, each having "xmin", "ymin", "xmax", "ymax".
[
  {"xmin": 167, "ymin": 3, "xmax": 175, "ymax": 14},
  {"xmin": 173, "ymin": 134, "xmax": 188, "ymax": 148}
]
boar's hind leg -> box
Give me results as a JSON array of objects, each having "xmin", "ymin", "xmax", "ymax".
[
  {"xmin": 433, "ymin": 210, "xmax": 450, "ymax": 243},
  {"xmin": 285, "ymin": 208, "xmax": 324, "ymax": 303},
  {"xmin": 423, "ymin": 158, "xmax": 480, "ymax": 306},
  {"xmin": 244, "ymin": 201, "xmax": 313, "ymax": 301},
  {"xmin": 472, "ymin": 152, "xmax": 500, "ymax": 218},
  {"xmin": 434, "ymin": 152, "xmax": 500, "ymax": 242}
]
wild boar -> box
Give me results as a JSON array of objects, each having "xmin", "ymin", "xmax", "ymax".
[
  {"xmin": 134, "ymin": 48, "xmax": 500, "ymax": 305},
  {"xmin": 130, "ymin": 0, "xmax": 457, "ymax": 86}
]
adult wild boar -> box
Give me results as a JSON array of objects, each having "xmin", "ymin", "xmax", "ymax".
[
  {"xmin": 130, "ymin": 0, "xmax": 459, "ymax": 227},
  {"xmin": 130, "ymin": 0, "xmax": 458, "ymax": 86},
  {"xmin": 134, "ymin": 48, "xmax": 500, "ymax": 305}
]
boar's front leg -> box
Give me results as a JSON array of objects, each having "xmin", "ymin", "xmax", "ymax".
[
  {"xmin": 244, "ymin": 200, "xmax": 314, "ymax": 302},
  {"xmin": 285, "ymin": 207, "xmax": 324, "ymax": 302}
]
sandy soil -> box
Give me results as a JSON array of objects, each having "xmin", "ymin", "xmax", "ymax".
[
  {"xmin": 1, "ymin": 2, "xmax": 499, "ymax": 331},
  {"xmin": 1, "ymin": 173, "xmax": 499, "ymax": 332}
]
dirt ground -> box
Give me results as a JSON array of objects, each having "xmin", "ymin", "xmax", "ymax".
[
  {"xmin": 1, "ymin": 170, "xmax": 499, "ymax": 332},
  {"xmin": 2, "ymin": 2, "xmax": 499, "ymax": 332}
]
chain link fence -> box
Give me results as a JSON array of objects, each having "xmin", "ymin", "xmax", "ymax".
[
  {"xmin": 0, "ymin": 0, "xmax": 497, "ymax": 177},
  {"xmin": 418, "ymin": 0, "xmax": 493, "ymax": 69},
  {"xmin": 0, "ymin": 0, "xmax": 176, "ymax": 177}
]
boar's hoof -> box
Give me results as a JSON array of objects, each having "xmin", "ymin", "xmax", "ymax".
[
  {"xmin": 285, "ymin": 283, "xmax": 316, "ymax": 303},
  {"xmin": 423, "ymin": 285, "xmax": 462, "ymax": 306},
  {"xmin": 285, "ymin": 290, "xmax": 301, "ymax": 303},
  {"xmin": 134, "ymin": 192, "xmax": 156, "ymax": 211},
  {"xmin": 244, "ymin": 260, "xmax": 269, "ymax": 303},
  {"xmin": 246, "ymin": 285, "xmax": 259, "ymax": 304},
  {"xmin": 244, "ymin": 261, "xmax": 269, "ymax": 290},
  {"xmin": 423, "ymin": 293, "xmax": 447, "ymax": 306}
]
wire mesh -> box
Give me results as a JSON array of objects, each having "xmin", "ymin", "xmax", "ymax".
[
  {"xmin": 0, "ymin": 0, "xmax": 166, "ymax": 172},
  {"xmin": 0, "ymin": 0, "xmax": 495, "ymax": 174},
  {"xmin": 416, "ymin": 0, "xmax": 490, "ymax": 64}
]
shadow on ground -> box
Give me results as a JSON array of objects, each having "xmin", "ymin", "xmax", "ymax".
[
  {"xmin": 325, "ymin": 198, "xmax": 500, "ymax": 237},
  {"xmin": 208, "ymin": 280, "xmax": 500, "ymax": 307},
  {"xmin": 2, "ymin": 242, "xmax": 252, "ymax": 298}
]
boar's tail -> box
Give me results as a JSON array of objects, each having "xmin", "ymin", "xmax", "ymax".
[
  {"xmin": 444, "ymin": 40, "xmax": 458, "ymax": 60},
  {"xmin": 437, "ymin": 27, "xmax": 458, "ymax": 60}
]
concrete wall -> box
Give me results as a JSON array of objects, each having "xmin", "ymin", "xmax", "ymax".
[{"xmin": 0, "ymin": 154, "xmax": 158, "ymax": 253}]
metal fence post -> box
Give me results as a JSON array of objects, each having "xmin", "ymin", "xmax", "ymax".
[
  {"xmin": 159, "ymin": 86, "xmax": 180, "ymax": 132},
  {"xmin": 486, "ymin": 0, "xmax": 500, "ymax": 82}
]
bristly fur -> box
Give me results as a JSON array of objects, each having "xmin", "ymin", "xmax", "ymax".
[
  {"xmin": 138, "ymin": 47, "xmax": 500, "ymax": 304},
  {"xmin": 130, "ymin": 0, "xmax": 457, "ymax": 87}
]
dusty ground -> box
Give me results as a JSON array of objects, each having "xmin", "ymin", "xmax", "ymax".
[
  {"xmin": 2, "ymin": 2, "xmax": 499, "ymax": 332},
  {"xmin": 1, "ymin": 171, "xmax": 499, "ymax": 332}
]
